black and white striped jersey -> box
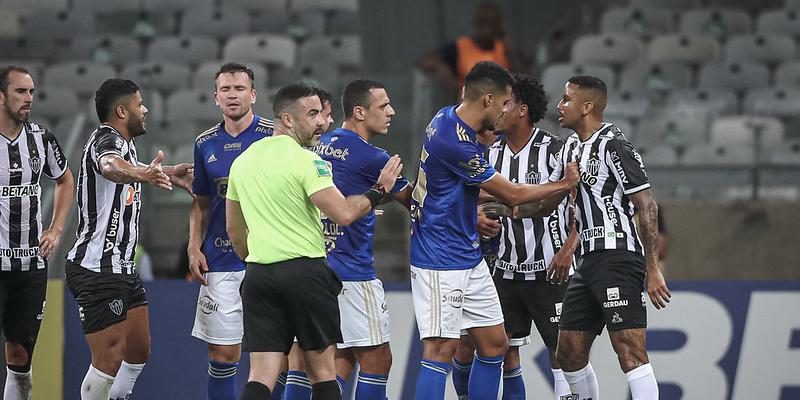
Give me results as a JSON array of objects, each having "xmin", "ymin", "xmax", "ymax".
[
  {"xmin": 66, "ymin": 125, "xmax": 141, "ymax": 274},
  {"xmin": 485, "ymin": 128, "xmax": 574, "ymax": 281},
  {"xmin": 0, "ymin": 121, "xmax": 69, "ymax": 271},
  {"xmin": 565, "ymin": 123, "xmax": 650, "ymax": 256}
]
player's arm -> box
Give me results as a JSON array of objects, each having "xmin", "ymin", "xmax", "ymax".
[
  {"xmin": 630, "ymin": 189, "xmax": 670, "ymax": 309},
  {"xmin": 478, "ymin": 189, "xmax": 498, "ymax": 204},
  {"xmin": 98, "ymin": 150, "xmax": 172, "ymax": 190},
  {"xmin": 479, "ymin": 163, "xmax": 579, "ymax": 207},
  {"xmin": 547, "ymin": 195, "xmax": 579, "ymax": 284},
  {"xmin": 225, "ymin": 198, "xmax": 248, "ymax": 260},
  {"xmin": 39, "ymin": 169, "xmax": 74, "ymax": 260},
  {"xmin": 163, "ymin": 163, "xmax": 194, "ymax": 195},
  {"xmin": 388, "ymin": 184, "xmax": 413, "ymax": 211},
  {"xmin": 188, "ymin": 195, "xmax": 210, "ymax": 285},
  {"xmin": 311, "ymin": 156, "xmax": 403, "ymax": 225},
  {"xmin": 511, "ymin": 190, "xmax": 570, "ymax": 219}
]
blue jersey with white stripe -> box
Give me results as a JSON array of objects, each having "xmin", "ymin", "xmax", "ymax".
[
  {"xmin": 192, "ymin": 115, "xmax": 273, "ymax": 272},
  {"xmin": 316, "ymin": 128, "xmax": 409, "ymax": 281},
  {"xmin": 410, "ymin": 106, "xmax": 497, "ymax": 270}
]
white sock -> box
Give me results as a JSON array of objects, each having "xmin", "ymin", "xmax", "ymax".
[
  {"xmin": 562, "ymin": 362, "xmax": 599, "ymax": 400},
  {"xmin": 551, "ymin": 368, "xmax": 571, "ymax": 398},
  {"xmin": 626, "ymin": 363, "xmax": 658, "ymax": 400},
  {"xmin": 81, "ymin": 364, "xmax": 114, "ymax": 400},
  {"xmin": 4, "ymin": 367, "xmax": 32, "ymax": 400},
  {"xmin": 109, "ymin": 361, "xmax": 146, "ymax": 399}
]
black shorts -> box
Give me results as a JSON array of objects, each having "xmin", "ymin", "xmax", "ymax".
[
  {"xmin": 559, "ymin": 249, "xmax": 647, "ymax": 333},
  {"xmin": 492, "ymin": 272, "xmax": 567, "ymax": 350},
  {"xmin": 0, "ymin": 268, "xmax": 47, "ymax": 346},
  {"xmin": 65, "ymin": 261, "xmax": 148, "ymax": 334},
  {"xmin": 241, "ymin": 257, "xmax": 342, "ymax": 354}
]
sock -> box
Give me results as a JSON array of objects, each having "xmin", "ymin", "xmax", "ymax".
[
  {"xmin": 284, "ymin": 371, "xmax": 312, "ymax": 400},
  {"xmin": 108, "ymin": 361, "xmax": 145, "ymax": 400},
  {"xmin": 311, "ymin": 380, "xmax": 341, "ymax": 400},
  {"xmin": 468, "ymin": 353, "xmax": 503, "ymax": 400},
  {"xmin": 626, "ymin": 363, "xmax": 659, "ymax": 400},
  {"xmin": 272, "ymin": 372, "xmax": 287, "ymax": 400},
  {"xmin": 451, "ymin": 358, "xmax": 471, "ymax": 400},
  {"xmin": 4, "ymin": 367, "xmax": 32, "ymax": 400},
  {"xmin": 207, "ymin": 360, "xmax": 238, "ymax": 400},
  {"xmin": 80, "ymin": 364, "xmax": 114, "ymax": 400},
  {"xmin": 355, "ymin": 372, "xmax": 387, "ymax": 400},
  {"xmin": 563, "ymin": 362, "xmax": 599, "ymax": 400},
  {"xmin": 415, "ymin": 359, "xmax": 451, "ymax": 400},
  {"xmin": 336, "ymin": 375, "xmax": 346, "ymax": 394},
  {"xmin": 240, "ymin": 381, "xmax": 271, "ymax": 400},
  {"xmin": 502, "ymin": 367, "xmax": 524, "ymax": 400},
  {"xmin": 551, "ymin": 368, "xmax": 571, "ymax": 398}
]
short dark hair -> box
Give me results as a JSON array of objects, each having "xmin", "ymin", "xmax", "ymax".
[
  {"xmin": 0, "ymin": 65, "xmax": 30, "ymax": 94},
  {"xmin": 511, "ymin": 73, "xmax": 547, "ymax": 125},
  {"xmin": 214, "ymin": 62, "xmax": 255, "ymax": 88},
  {"xmin": 567, "ymin": 75, "xmax": 607, "ymax": 96},
  {"xmin": 272, "ymin": 82, "xmax": 318, "ymax": 116},
  {"xmin": 341, "ymin": 79, "xmax": 384, "ymax": 118},
  {"xmin": 95, "ymin": 79, "xmax": 140, "ymax": 122},
  {"xmin": 463, "ymin": 61, "xmax": 514, "ymax": 101},
  {"xmin": 312, "ymin": 86, "xmax": 333, "ymax": 107}
]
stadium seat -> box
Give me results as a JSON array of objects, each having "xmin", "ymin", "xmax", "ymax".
[
  {"xmin": 679, "ymin": 8, "xmax": 752, "ymax": 38},
  {"xmin": 765, "ymin": 139, "xmax": 800, "ymax": 164},
  {"xmin": 71, "ymin": 0, "xmax": 140, "ymax": 14},
  {"xmin": 605, "ymin": 91, "xmax": 651, "ymax": 121},
  {"xmin": 21, "ymin": 10, "xmax": 95, "ymax": 40},
  {"xmin": 667, "ymin": 88, "xmax": 739, "ymax": 116},
  {"xmin": 0, "ymin": 39, "xmax": 56, "ymax": 62},
  {"xmin": 269, "ymin": 66, "xmax": 301, "ymax": 87},
  {"xmin": 329, "ymin": 10, "xmax": 361, "ymax": 35},
  {"xmin": 681, "ymin": 143, "xmax": 755, "ymax": 166},
  {"xmin": 43, "ymin": 62, "xmax": 116, "ymax": 96},
  {"xmin": 709, "ymin": 116, "xmax": 785, "ymax": 146},
  {"xmin": 698, "ymin": 62, "xmax": 770, "ymax": 91},
  {"xmin": 630, "ymin": 0, "xmax": 701, "ymax": 12},
  {"xmin": 648, "ymin": 34, "xmax": 720, "ymax": 64},
  {"xmin": 226, "ymin": 0, "xmax": 287, "ymax": 13},
  {"xmin": 0, "ymin": 10, "xmax": 21, "ymax": 38},
  {"xmin": 192, "ymin": 61, "xmax": 268, "ymax": 91},
  {"xmin": 147, "ymin": 119, "xmax": 208, "ymax": 148},
  {"xmin": 724, "ymin": 34, "xmax": 796, "ymax": 65},
  {"xmin": 94, "ymin": 11, "xmax": 174, "ymax": 38},
  {"xmin": 291, "ymin": 0, "xmax": 358, "ymax": 13},
  {"xmin": 600, "ymin": 7, "xmax": 675, "ymax": 37},
  {"xmin": 640, "ymin": 144, "xmax": 678, "ymax": 167},
  {"xmin": 147, "ymin": 36, "xmax": 220, "ymax": 66},
  {"xmin": 0, "ymin": 0, "xmax": 67, "ymax": 14},
  {"xmin": 640, "ymin": 110, "xmax": 710, "ymax": 148},
  {"xmin": 619, "ymin": 62, "xmax": 692, "ymax": 92},
  {"xmin": 120, "ymin": 62, "xmax": 192, "ymax": 93},
  {"xmin": 787, "ymin": 0, "xmax": 800, "ymax": 9},
  {"xmin": 249, "ymin": 13, "xmax": 291, "ymax": 34},
  {"xmin": 294, "ymin": 63, "xmax": 340, "ymax": 93},
  {"xmin": 756, "ymin": 9, "xmax": 800, "ymax": 37},
  {"xmin": 182, "ymin": 7, "xmax": 250, "ymax": 39},
  {"xmin": 223, "ymin": 34, "xmax": 296, "ymax": 69},
  {"xmin": 775, "ymin": 61, "xmax": 800, "ymax": 86},
  {"xmin": 166, "ymin": 89, "xmax": 219, "ymax": 124},
  {"xmin": 298, "ymin": 35, "xmax": 362, "ymax": 69},
  {"xmin": 63, "ymin": 35, "xmax": 142, "ymax": 65},
  {"xmin": 744, "ymin": 88, "xmax": 800, "ymax": 118},
  {"xmin": 142, "ymin": 0, "xmax": 213, "ymax": 13},
  {"xmin": 541, "ymin": 64, "xmax": 616, "ymax": 101},
  {"xmin": 291, "ymin": 10, "xmax": 327, "ymax": 38},
  {"xmin": 32, "ymin": 87, "xmax": 80, "ymax": 121},
  {"xmin": 570, "ymin": 33, "xmax": 644, "ymax": 66}
]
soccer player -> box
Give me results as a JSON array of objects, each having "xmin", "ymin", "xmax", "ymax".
[
  {"xmin": 225, "ymin": 83, "xmax": 403, "ymax": 400},
  {"xmin": 554, "ymin": 76, "xmax": 670, "ymax": 400},
  {"xmin": 409, "ymin": 61, "xmax": 579, "ymax": 400},
  {"xmin": 0, "ymin": 65, "xmax": 74, "ymax": 400},
  {"xmin": 315, "ymin": 79, "xmax": 412, "ymax": 399},
  {"xmin": 187, "ymin": 62, "xmax": 274, "ymax": 400},
  {"xmin": 65, "ymin": 79, "xmax": 192, "ymax": 400}
]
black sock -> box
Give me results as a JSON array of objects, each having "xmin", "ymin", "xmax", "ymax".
[
  {"xmin": 311, "ymin": 380, "xmax": 341, "ymax": 400},
  {"xmin": 240, "ymin": 381, "xmax": 271, "ymax": 400}
]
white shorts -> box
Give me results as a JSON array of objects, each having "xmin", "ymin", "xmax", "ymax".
[
  {"xmin": 337, "ymin": 279, "xmax": 391, "ymax": 349},
  {"xmin": 410, "ymin": 260, "xmax": 504, "ymax": 339},
  {"xmin": 191, "ymin": 270, "xmax": 245, "ymax": 345}
]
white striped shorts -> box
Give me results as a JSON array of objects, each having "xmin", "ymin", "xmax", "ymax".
[
  {"xmin": 410, "ymin": 260, "xmax": 504, "ymax": 339},
  {"xmin": 337, "ymin": 278, "xmax": 391, "ymax": 349}
]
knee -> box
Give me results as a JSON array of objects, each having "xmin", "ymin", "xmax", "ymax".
[
  {"xmin": 358, "ymin": 345, "xmax": 392, "ymax": 374},
  {"xmin": 556, "ymin": 342, "xmax": 588, "ymax": 371},
  {"xmin": 209, "ymin": 346, "xmax": 241, "ymax": 364},
  {"xmin": 422, "ymin": 338, "xmax": 459, "ymax": 362},
  {"xmin": 478, "ymin": 335, "xmax": 508, "ymax": 358},
  {"xmin": 615, "ymin": 346, "xmax": 649, "ymax": 372},
  {"xmin": 5, "ymin": 343, "xmax": 31, "ymax": 368}
]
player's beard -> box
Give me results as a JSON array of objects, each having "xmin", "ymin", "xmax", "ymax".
[
  {"xmin": 3, "ymin": 103, "xmax": 29, "ymax": 124},
  {"xmin": 128, "ymin": 115, "xmax": 146, "ymax": 137},
  {"xmin": 226, "ymin": 105, "xmax": 250, "ymax": 122}
]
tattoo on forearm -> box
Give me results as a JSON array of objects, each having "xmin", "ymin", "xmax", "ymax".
[
  {"xmin": 640, "ymin": 203, "xmax": 659, "ymax": 266},
  {"xmin": 100, "ymin": 159, "xmax": 139, "ymax": 184}
]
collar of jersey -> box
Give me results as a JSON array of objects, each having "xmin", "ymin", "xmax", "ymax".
[
  {"xmin": 448, "ymin": 105, "xmax": 477, "ymax": 140},
  {"xmin": 218, "ymin": 115, "xmax": 260, "ymax": 139},
  {"xmin": 580, "ymin": 122, "xmax": 612, "ymax": 144},
  {"xmin": 332, "ymin": 128, "xmax": 367, "ymax": 144}
]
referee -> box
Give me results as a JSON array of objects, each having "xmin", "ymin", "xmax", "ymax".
[{"xmin": 225, "ymin": 82, "xmax": 403, "ymax": 400}]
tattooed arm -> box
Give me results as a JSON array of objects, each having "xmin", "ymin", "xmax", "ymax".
[{"xmin": 630, "ymin": 189, "xmax": 671, "ymax": 309}]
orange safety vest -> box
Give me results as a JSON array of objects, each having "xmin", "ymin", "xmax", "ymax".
[{"xmin": 456, "ymin": 36, "xmax": 510, "ymax": 87}]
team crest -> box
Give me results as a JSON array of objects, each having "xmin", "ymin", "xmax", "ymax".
[
  {"xmin": 586, "ymin": 155, "xmax": 601, "ymax": 176},
  {"xmin": 29, "ymin": 156, "xmax": 41, "ymax": 173},
  {"xmin": 525, "ymin": 171, "xmax": 541, "ymax": 184},
  {"xmin": 108, "ymin": 299, "xmax": 124, "ymax": 316},
  {"xmin": 560, "ymin": 395, "xmax": 580, "ymax": 400}
]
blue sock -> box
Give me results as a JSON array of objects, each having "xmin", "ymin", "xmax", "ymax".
[
  {"xmin": 415, "ymin": 359, "xmax": 451, "ymax": 400},
  {"xmin": 468, "ymin": 354, "xmax": 503, "ymax": 400},
  {"xmin": 272, "ymin": 372, "xmax": 287, "ymax": 399},
  {"xmin": 502, "ymin": 367, "xmax": 525, "ymax": 400},
  {"xmin": 355, "ymin": 372, "xmax": 387, "ymax": 400},
  {"xmin": 284, "ymin": 371, "xmax": 312, "ymax": 400},
  {"xmin": 336, "ymin": 375, "xmax": 346, "ymax": 394},
  {"xmin": 208, "ymin": 360, "xmax": 238, "ymax": 400},
  {"xmin": 451, "ymin": 358, "xmax": 471, "ymax": 399}
]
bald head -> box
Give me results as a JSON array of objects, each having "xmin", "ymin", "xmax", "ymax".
[{"xmin": 566, "ymin": 75, "xmax": 607, "ymax": 116}]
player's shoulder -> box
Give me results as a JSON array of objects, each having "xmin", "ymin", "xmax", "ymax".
[
  {"xmin": 24, "ymin": 121, "xmax": 49, "ymax": 135},
  {"xmin": 537, "ymin": 128, "xmax": 565, "ymax": 146},
  {"xmin": 194, "ymin": 123, "xmax": 221, "ymax": 147},
  {"xmin": 599, "ymin": 123, "xmax": 631, "ymax": 144},
  {"xmin": 254, "ymin": 115, "xmax": 274, "ymax": 136}
]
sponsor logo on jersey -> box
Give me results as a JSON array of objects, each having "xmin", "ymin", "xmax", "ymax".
[
  {"xmin": 314, "ymin": 159, "xmax": 332, "ymax": 177},
  {"xmin": 560, "ymin": 395, "xmax": 580, "ymax": 400},
  {"xmin": 0, "ymin": 247, "xmax": 40, "ymax": 258},
  {"xmin": 607, "ymin": 287, "xmax": 620, "ymax": 300},
  {"xmin": 550, "ymin": 302, "xmax": 564, "ymax": 323},
  {"xmin": 109, "ymin": 299, "xmax": 124, "ymax": 316},
  {"xmin": 198, "ymin": 295, "xmax": 219, "ymax": 315},
  {"xmin": 223, "ymin": 142, "xmax": 242, "ymax": 151},
  {"xmin": 123, "ymin": 186, "xmax": 140, "ymax": 206},
  {"xmin": 442, "ymin": 289, "xmax": 464, "ymax": 308},
  {"xmin": 255, "ymin": 126, "xmax": 272, "ymax": 134},
  {"xmin": 115, "ymin": 137, "xmax": 125, "ymax": 150},
  {"xmin": 604, "ymin": 287, "xmax": 628, "ymax": 308},
  {"xmin": 8, "ymin": 162, "xmax": 23, "ymax": 175},
  {"xmin": 0, "ymin": 184, "xmax": 40, "ymax": 198},
  {"xmin": 36, "ymin": 300, "xmax": 46, "ymax": 320},
  {"xmin": 581, "ymin": 152, "xmax": 601, "ymax": 185},
  {"xmin": 215, "ymin": 177, "xmax": 228, "ymax": 198},
  {"xmin": 314, "ymin": 143, "xmax": 350, "ymax": 161},
  {"xmin": 612, "ymin": 312, "xmax": 624, "ymax": 324},
  {"xmin": 104, "ymin": 209, "xmax": 120, "ymax": 252},
  {"xmin": 458, "ymin": 155, "xmax": 490, "ymax": 179},
  {"xmin": 580, "ymin": 226, "xmax": 605, "ymax": 242},
  {"xmin": 603, "ymin": 195, "xmax": 620, "ymax": 227},
  {"xmin": 207, "ymin": 154, "xmax": 217, "ymax": 163},
  {"xmin": 213, "ymin": 236, "xmax": 233, "ymax": 253},
  {"xmin": 642, "ymin": 291, "xmax": 647, "ymax": 307},
  {"xmin": 496, "ymin": 259, "xmax": 546, "ymax": 273}
]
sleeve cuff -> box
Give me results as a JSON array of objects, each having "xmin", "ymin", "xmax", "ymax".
[{"xmin": 624, "ymin": 183, "xmax": 651, "ymax": 195}]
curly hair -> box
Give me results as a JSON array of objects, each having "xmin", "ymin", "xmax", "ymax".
[{"xmin": 512, "ymin": 73, "xmax": 547, "ymax": 125}]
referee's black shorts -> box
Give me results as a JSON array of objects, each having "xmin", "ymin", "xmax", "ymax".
[
  {"xmin": 241, "ymin": 257, "xmax": 343, "ymax": 354},
  {"xmin": 0, "ymin": 268, "xmax": 47, "ymax": 347}
]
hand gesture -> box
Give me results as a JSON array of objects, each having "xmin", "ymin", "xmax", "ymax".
[
  {"xmin": 145, "ymin": 150, "xmax": 172, "ymax": 191},
  {"xmin": 168, "ymin": 163, "xmax": 194, "ymax": 196},
  {"xmin": 546, "ymin": 246, "xmax": 572, "ymax": 284},
  {"xmin": 647, "ymin": 266, "xmax": 671, "ymax": 309},
  {"xmin": 187, "ymin": 246, "xmax": 209, "ymax": 286},
  {"xmin": 564, "ymin": 162, "xmax": 580, "ymax": 186},
  {"xmin": 477, "ymin": 206, "xmax": 501, "ymax": 238},
  {"xmin": 39, "ymin": 228, "xmax": 61, "ymax": 260},
  {"xmin": 377, "ymin": 155, "xmax": 403, "ymax": 192}
]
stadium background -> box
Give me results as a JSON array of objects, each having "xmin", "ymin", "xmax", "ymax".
[{"xmin": 0, "ymin": 0, "xmax": 798, "ymax": 398}]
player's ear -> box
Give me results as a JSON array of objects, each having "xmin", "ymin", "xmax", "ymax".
[
  {"xmin": 251, "ymin": 88, "xmax": 256, "ymax": 104},
  {"xmin": 519, "ymin": 104, "xmax": 528, "ymax": 119},
  {"xmin": 354, "ymin": 105, "xmax": 366, "ymax": 121},
  {"xmin": 483, "ymin": 93, "xmax": 493, "ymax": 108},
  {"xmin": 582, "ymin": 101, "xmax": 594, "ymax": 117},
  {"xmin": 280, "ymin": 112, "xmax": 292, "ymax": 128},
  {"xmin": 115, "ymin": 103, "xmax": 127, "ymax": 120}
]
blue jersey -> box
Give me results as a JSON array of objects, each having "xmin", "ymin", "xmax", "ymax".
[
  {"xmin": 410, "ymin": 106, "xmax": 497, "ymax": 270},
  {"xmin": 316, "ymin": 128, "xmax": 409, "ymax": 281},
  {"xmin": 192, "ymin": 115, "xmax": 274, "ymax": 272}
]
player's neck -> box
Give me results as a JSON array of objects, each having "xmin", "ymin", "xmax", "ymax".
[
  {"xmin": 454, "ymin": 103, "xmax": 484, "ymax": 134},
  {"xmin": 505, "ymin": 123, "xmax": 534, "ymax": 153},
  {"xmin": 223, "ymin": 112, "xmax": 254, "ymax": 137},
  {"xmin": 575, "ymin": 119, "xmax": 604, "ymax": 142},
  {"xmin": 104, "ymin": 120, "xmax": 132, "ymax": 141},
  {"xmin": 342, "ymin": 120, "xmax": 371, "ymax": 142},
  {"xmin": 0, "ymin": 115, "xmax": 22, "ymax": 141}
]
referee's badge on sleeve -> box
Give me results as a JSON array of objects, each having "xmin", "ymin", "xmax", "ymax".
[{"xmin": 314, "ymin": 159, "xmax": 332, "ymax": 177}]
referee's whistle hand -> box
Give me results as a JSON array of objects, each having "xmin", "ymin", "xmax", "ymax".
[{"xmin": 377, "ymin": 155, "xmax": 403, "ymax": 191}]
